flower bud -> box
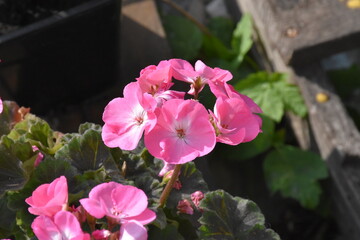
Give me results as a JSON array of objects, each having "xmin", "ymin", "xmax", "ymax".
[
  {"xmin": 191, "ymin": 191, "xmax": 204, "ymax": 208},
  {"xmin": 92, "ymin": 229, "xmax": 111, "ymax": 240},
  {"xmin": 177, "ymin": 199, "xmax": 194, "ymax": 215}
]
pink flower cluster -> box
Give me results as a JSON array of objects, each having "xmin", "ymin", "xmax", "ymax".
[
  {"xmin": 102, "ymin": 59, "xmax": 262, "ymax": 165},
  {"xmin": 26, "ymin": 176, "xmax": 155, "ymax": 240}
]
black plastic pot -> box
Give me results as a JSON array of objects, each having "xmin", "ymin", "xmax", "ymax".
[{"xmin": 0, "ymin": 0, "xmax": 121, "ymax": 114}]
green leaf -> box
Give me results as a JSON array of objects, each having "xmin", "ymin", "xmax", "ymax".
[
  {"xmin": 7, "ymin": 113, "xmax": 63, "ymax": 155},
  {"xmin": 163, "ymin": 15, "xmax": 203, "ymax": 60},
  {"xmin": 327, "ymin": 65, "xmax": 360, "ymax": 98},
  {"xmin": 133, "ymin": 174, "xmax": 163, "ymax": 205},
  {"xmin": 55, "ymin": 124, "xmax": 123, "ymax": 182},
  {"xmin": 0, "ymin": 139, "xmax": 28, "ymax": 196},
  {"xmin": 202, "ymin": 34, "xmax": 234, "ymax": 60},
  {"xmin": 149, "ymin": 207, "xmax": 168, "ymax": 230},
  {"xmin": 215, "ymin": 114, "xmax": 275, "ymax": 161},
  {"xmin": 263, "ymin": 145, "xmax": 328, "ymax": 209},
  {"xmin": 148, "ymin": 223, "xmax": 185, "ymax": 240},
  {"xmin": 198, "ymin": 190, "xmax": 280, "ymax": 240},
  {"xmin": 278, "ymin": 81, "xmax": 308, "ymax": 118},
  {"xmin": 166, "ymin": 162, "xmax": 208, "ymax": 209},
  {"xmin": 208, "ymin": 17, "xmax": 235, "ymax": 48},
  {"xmin": 0, "ymin": 101, "xmax": 20, "ymax": 137},
  {"xmin": 231, "ymin": 13, "xmax": 253, "ymax": 67},
  {"xmin": 235, "ymin": 71, "xmax": 307, "ymax": 122},
  {"xmin": 6, "ymin": 157, "xmax": 80, "ymax": 236},
  {"xmin": 0, "ymin": 195, "xmax": 16, "ymax": 237}
]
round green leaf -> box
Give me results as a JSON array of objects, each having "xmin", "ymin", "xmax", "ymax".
[{"xmin": 198, "ymin": 190, "xmax": 280, "ymax": 240}]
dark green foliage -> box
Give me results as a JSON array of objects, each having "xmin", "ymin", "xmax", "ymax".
[
  {"xmin": 198, "ymin": 190, "xmax": 280, "ymax": 240},
  {"xmin": 263, "ymin": 145, "xmax": 328, "ymax": 209}
]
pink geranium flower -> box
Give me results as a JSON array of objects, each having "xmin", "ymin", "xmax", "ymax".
[
  {"xmin": 0, "ymin": 97, "xmax": 3, "ymax": 114},
  {"xmin": 79, "ymin": 182, "xmax": 156, "ymax": 225},
  {"xmin": 102, "ymin": 82, "xmax": 157, "ymax": 150},
  {"xmin": 144, "ymin": 99, "xmax": 216, "ymax": 164},
  {"xmin": 119, "ymin": 220, "xmax": 148, "ymax": 240},
  {"xmin": 25, "ymin": 176, "xmax": 68, "ymax": 217},
  {"xmin": 209, "ymin": 81, "xmax": 262, "ymax": 114},
  {"xmin": 170, "ymin": 59, "xmax": 232, "ymax": 96},
  {"xmin": 136, "ymin": 60, "xmax": 173, "ymax": 95},
  {"xmin": 210, "ymin": 97, "xmax": 261, "ymax": 145},
  {"xmin": 31, "ymin": 210, "xmax": 90, "ymax": 240}
]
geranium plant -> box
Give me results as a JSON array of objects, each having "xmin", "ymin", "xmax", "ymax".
[{"xmin": 0, "ymin": 59, "xmax": 280, "ymax": 239}]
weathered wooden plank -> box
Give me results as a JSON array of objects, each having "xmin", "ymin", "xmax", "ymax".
[
  {"xmin": 233, "ymin": 0, "xmax": 360, "ymax": 65},
  {"xmin": 294, "ymin": 63, "xmax": 360, "ymax": 160},
  {"xmin": 231, "ymin": 0, "xmax": 360, "ymax": 238}
]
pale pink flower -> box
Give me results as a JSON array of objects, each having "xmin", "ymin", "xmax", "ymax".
[
  {"xmin": 191, "ymin": 191, "xmax": 204, "ymax": 207},
  {"xmin": 170, "ymin": 59, "xmax": 232, "ymax": 96},
  {"xmin": 119, "ymin": 220, "xmax": 148, "ymax": 240},
  {"xmin": 79, "ymin": 182, "xmax": 156, "ymax": 225},
  {"xmin": 0, "ymin": 98, "xmax": 3, "ymax": 114},
  {"xmin": 177, "ymin": 199, "xmax": 194, "ymax": 215},
  {"xmin": 136, "ymin": 60, "xmax": 173, "ymax": 95},
  {"xmin": 25, "ymin": 176, "xmax": 68, "ymax": 217},
  {"xmin": 144, "ymin": 99, "xmax": 216, "ymax": 164},
  {"xmin": 92, "ymin": 229, "xmax": 111, "ymax": 240},
  {"xmin": 102, "ymin": 82, "xmax": 157, "ymax": 150},
  {"xmin": 31, "ymin": 210, "xmax": 90, "ymax": 240},
  {"xmin": 32, "ymin": 146, "xmax": 44, "ymax": 167},
  {"xmin": 210, "ymin": 97, "xmax": 261, "ymax": 145}
]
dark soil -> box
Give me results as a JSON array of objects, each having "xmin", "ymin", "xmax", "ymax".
[{"xmin": 0, "ymin": 0, "xmax": 91, "ymax": 35}]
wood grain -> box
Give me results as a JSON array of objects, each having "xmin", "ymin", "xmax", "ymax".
[{"xmin": 235, "ymin": 0, "xmax": 360, "ymax": 64}]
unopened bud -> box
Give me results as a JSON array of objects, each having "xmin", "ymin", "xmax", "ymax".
[
  {"xmin": 191, "ymin": 191, "xmax": 204, "ymax": 207},
  {"xmin": 177, "ymin": 199, "xmax": 194, "ymax": 215},
  {"xmin": 92, "ymin": 229, "xmax": 111, "ymax": 240}
]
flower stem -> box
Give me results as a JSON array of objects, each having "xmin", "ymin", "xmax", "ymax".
[{"xmin": 158, "ymin": 164, "xmax": 182, "ymax": 208}]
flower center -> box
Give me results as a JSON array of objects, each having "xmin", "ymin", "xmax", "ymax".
[
  {"xmin": 110, "ymin": 207, "xmax": 127, "ymax": 218},
  {"xmin": 134, "ymin": 116, "xmax": 144, "ymax": 125},
  {"xmin": 176, "ymin": 128, "xmax": 186, "ymax": 138}
]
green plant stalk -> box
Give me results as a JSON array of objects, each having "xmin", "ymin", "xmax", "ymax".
[
  {"xmin": 158, "ymin": 164, "xmax": 182, "ymax": 208},
  {"xmin": 161, "ymin": 0, "xmax": 211, "ymax": 36}
]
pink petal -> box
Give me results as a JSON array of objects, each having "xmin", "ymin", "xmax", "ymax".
[
  {"xmin": 213, "ymin": 97, "xmax": 260, "ymax": 145},
  {"xmin": 136, "ymin": 60, "xmax": 173, "ymax": 94},
  {"xmin": 194, "ymin": 60, "xmax": 213, "ymax": 80},
  {"xmin": 145, "ymin": 99, "xmax": 216, "ymax": 164},
  {"xmin": 102, "ymin": 122, "xmax": 146, "ymax": 150},
  {"xmin": 119, "ymin": 221, "xmax": 148, "ymax": 240},
  {"xmin": 102, "ymin": 82, "xmax": 157, "ymax": 150},
  {"xmin": 79, "ymin": 198, "xmax": 106, "ymax": 219},
  {"xmin": 169, "ymin": 59, "xmax": 197, "ymax": 82},
  {"xmin": 80, "ymin": 182, "xmax": 119, "ymax": 218},
  {"xmin": 0, "ymin": 98, "xmax": 3, "ymax": 114},
  {"xmin": 54, "ymin": 211, "xmax": 85, "ymax": 239},
  {"xmin": 123, "ymin": 208, "xmax": 156, "ymax": 225},
  {"xmin": 26, "ymin": 176, "xmax": 68, "ymax": 217},
  {"xmin": 111, "ymin": 185, "xmax": 148, "ymax": 218},
  {"xmin": 32, "ymin": 215, "xmax": 61, "ymax": 240}
]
